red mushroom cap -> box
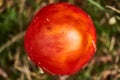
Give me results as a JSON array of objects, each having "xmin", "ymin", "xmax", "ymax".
[{"xmin": 24, "ymin": 2, "xmax": 96, "ymax": 75}]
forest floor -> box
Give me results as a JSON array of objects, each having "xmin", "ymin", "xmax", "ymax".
[{"xmin": 0, "ymin": 0, "xmax": 120, "ymax": 80}]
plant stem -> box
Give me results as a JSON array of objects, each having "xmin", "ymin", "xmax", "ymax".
[{"xmin": 58, "ymin": 75, "xmax": 69, "ymax": 80}]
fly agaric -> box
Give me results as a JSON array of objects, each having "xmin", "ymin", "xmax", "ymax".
[{"xmin": 24, "ymin": 2, "xmax": 96, "ymax": 75}]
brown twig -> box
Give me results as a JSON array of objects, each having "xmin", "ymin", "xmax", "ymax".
[
  {"xmin": 106, "ymin": 5, "xmax": 120, "ymax": 14},
  {"xmin": 0, "ymin": 68, "xmax": 8, "ymax": 79},
  {"xmin": 0, "ymin": 31, "xmax": 25, "ymax": 53},
  {"xmin": 18, "ymin": 0, "xmax": 25, "ymax": 31},
  {"xmin": 14, "ymin": 47, "xmax": 32, "ymax": 80}
]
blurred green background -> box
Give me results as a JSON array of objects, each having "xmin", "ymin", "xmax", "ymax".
[{"xmin": 0, "ymin": 0, "xmax": 120, "ymax": 80}]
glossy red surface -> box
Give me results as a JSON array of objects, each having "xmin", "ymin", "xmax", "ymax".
[{"xmin": 24, "ymin": 2, "xmax": 96, "ymax": 75}]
